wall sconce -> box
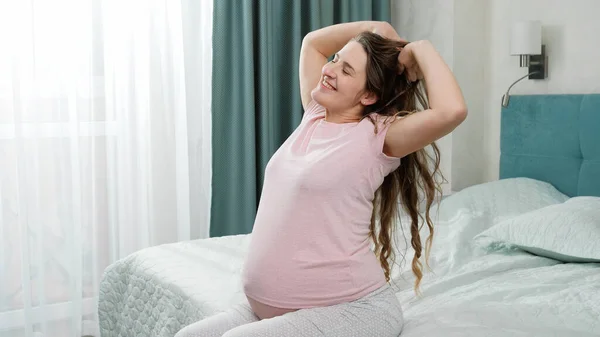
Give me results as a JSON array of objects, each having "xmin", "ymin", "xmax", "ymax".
[{"xmin": 502, "ymin": 20, "xmax": 547, "ymax": 107}]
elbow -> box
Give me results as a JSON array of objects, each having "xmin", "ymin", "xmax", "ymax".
[
  {"xmin": 441, "ymin": 106, "xmax": 467, "ymax": 128},
  {"xmin": 454, "ymin": 106, "xmax": 468, "ymax": 123},
  {"xmin": 301, "ymin": 32, "xmax": 320, "ymax": 54},
  {"xmin": 433, "ymin": 105, "xmax": 468, "ymax": 126},
  {"xmin": 377, "ymin": 21, "xmax": 395, "ymax": 36},
  {"xmin": 302, "ymin": 32, "xmax": 315, "ymax": 47},
  {"xmin": 448, "ymin": 103, "xmax": 468, "ymax": 124}
]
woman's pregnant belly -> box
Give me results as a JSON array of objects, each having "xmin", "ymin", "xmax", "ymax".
[{"xmin": 241, "ymin": 210, "xmax": 386, "ymax": 318}]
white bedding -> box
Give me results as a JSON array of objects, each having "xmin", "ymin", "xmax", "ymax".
[
  {"xmin": 393, "ymin": 211, "xmax": 600, "ymax": 337},
  {"xmin": 98, "ymin": 178, "xmax": 600, "ymax": 337}
]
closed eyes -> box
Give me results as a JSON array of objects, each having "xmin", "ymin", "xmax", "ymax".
[{"xmin": 332, "ymin": 53, "xmax": 355, "ymax": 76}]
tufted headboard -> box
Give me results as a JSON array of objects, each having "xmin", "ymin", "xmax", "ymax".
[{"xmin": 500, "ymin": 94, "xmax": 600, "ymax": 197}]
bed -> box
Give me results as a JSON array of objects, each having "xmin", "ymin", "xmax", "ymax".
[{"xmin": 98, "ymin": 94, "xmax": 600, "ymax": 337}]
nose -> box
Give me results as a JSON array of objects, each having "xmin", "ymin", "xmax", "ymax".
[{"xmin": 322, "ymin": 65, "xmax": 336, "ymax": 79}]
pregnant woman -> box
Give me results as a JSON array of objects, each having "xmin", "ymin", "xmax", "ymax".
[{"xmin": 177, "ymin": 20, "xmax": 467, "ymax": 337}]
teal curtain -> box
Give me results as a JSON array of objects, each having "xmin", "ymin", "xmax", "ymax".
[{"xmin": 211, "ymin": 0, "xmax": 391, "ymax": 237}]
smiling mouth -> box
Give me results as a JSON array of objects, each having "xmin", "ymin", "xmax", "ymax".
[{"xmin": 322, "ymin": 76, "xmax": 336, "ymax": 91}]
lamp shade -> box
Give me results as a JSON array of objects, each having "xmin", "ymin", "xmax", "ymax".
[{"xmin": 510, "ymin": 21, "xmax": 542, "ymax": 55}]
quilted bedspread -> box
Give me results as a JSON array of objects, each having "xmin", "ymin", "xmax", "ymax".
[{"xmin": 98, "ymin": 234, "xmax": 251, "ymax": 337}]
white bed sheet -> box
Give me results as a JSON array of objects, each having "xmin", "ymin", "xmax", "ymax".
[{"xmin": 392, "ymin": 211, "xmax": 600, "ymax": 337}]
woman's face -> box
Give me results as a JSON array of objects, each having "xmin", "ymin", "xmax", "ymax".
[{"xmin": 311, "ymin": 41, "xmax": 375, "ymax": 114}]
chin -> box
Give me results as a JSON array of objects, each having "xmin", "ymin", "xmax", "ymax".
[{"xmin": 310, "ymin": 90, "xmax": 331, "ymax": 109}]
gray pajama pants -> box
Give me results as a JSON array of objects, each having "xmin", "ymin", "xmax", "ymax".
[{"xmin": 175, "ymin": 284, "xmax": 404, "ymax": 337}]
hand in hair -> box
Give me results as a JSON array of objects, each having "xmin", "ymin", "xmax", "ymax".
[
  {"xmin": 369, "ymin": 24, "xmax": 422, "ymax": 81},
  {"xmin": 398, "ymin": 43, "xmax": 424, "ymax": 82}
]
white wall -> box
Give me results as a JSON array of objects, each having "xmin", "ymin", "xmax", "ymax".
[
  {"xmin": 451, "ymin": 0, "xmax": 488, "ymax": 190},
  {"xmin": 393, "ymin": 0, "xmax": 600, "ymax": 189}
]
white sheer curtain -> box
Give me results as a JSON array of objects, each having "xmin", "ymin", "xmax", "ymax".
[{"xmin": 0, "ymin": 0, "xmax": 212, "ymax": 336}]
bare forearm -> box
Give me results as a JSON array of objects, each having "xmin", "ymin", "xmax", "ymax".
[
  {"xmin": 303, "ymin": 21, "xmax": 390, "ymax": 58},
  {"xmin": 412, "ymin": 41, "xmax": 467, "ymax": 115}
]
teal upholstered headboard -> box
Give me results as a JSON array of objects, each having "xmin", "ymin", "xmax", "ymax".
[{"xmin": 500, "ymin": 94, "xmax": 600, "ymax": 197}]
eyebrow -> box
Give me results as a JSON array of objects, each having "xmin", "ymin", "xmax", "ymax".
[{"xmin": 335, "ymin": 53, "xmax": 356, "ymax": 75}]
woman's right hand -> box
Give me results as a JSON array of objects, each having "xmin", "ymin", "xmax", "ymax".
[{"xmin": 372, "ymin": 22, "xmax": 408, "ymax": 44}]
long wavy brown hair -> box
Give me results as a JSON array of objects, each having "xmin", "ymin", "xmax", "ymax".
[{"xmin": 354, "ymin": 31, "xmax": 443, "ymax": 294}]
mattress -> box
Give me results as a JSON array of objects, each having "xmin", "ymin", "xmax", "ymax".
[{"xmin": 98, "ymin": 178, "xmax": 600, "ymax": 337}]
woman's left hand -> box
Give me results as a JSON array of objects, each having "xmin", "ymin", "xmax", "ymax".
[{"xmin": 398, "ymin": 41, "xmax": 427, "ymax": 82}]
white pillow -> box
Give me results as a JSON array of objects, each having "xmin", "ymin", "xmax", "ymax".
[
  {"xmin": 391, "ymin": 178, "xmax": 569, "ymax": 278},
  {"xmin": 437, "ymin": 178, "xmax": 569, "ymax": 222},
  {"xmin": 475, "ymin": 197, "xmax": 600, "ymax": 262}
]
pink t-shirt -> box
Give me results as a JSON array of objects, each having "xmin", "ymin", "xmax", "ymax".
[{"xmin": 241, "ymin": 100, "xmax": 401, "ymax": 311}]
